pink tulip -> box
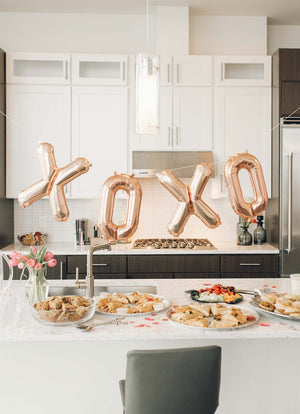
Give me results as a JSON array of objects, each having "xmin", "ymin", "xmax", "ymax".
[
  {"xmin": 47, "ymin": 259, "xmax": 57, "ymax": 268},
  {"xmin": 45, "ymin": 251, "xmax": 54, "ymax": 261},
  {"xmin": 18, "ymin": 262, "xmax": 24, "ymax": 269},
  {"xmin": 9, "ymin": 258, "xmax": 19, "ymax": 267},
  {"xmin": 34, "ymin": 263, "xmax": 42, "ymax": 270},
  {"xmin": 27, "ymin": 259, "xmax": 36, "ymax": 268},
  {"xmin": 20, "ymin": 255, "xmax": 29, "ymax": 261},
  {"xmin": 9, "ymin": 250, "xmax": 19, "ymax": 259},
  {"xmin": 30, "ymin": 246, "xmax": 36, "ymax": 255}
]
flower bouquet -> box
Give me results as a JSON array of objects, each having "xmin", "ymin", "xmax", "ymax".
[{"xmin": 9, "ymin": 246, "xmax": 57, "ymax": 304}]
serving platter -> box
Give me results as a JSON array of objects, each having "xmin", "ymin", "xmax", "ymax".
[
  {"xmin": 167, "ymin": 303, "xmax": 259, "ymax": 331},
  {"xmin": 95, "ymin": 292, "xmax": 171, "ymax": 317},
  {"xmin": 250, "ymin": 296, "xmax": 300, "ymax": 322}
]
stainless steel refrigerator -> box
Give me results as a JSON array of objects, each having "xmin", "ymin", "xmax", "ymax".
[
  {"xmin": 0, "ymin": 48, "xmax": 14, "ymax": 249},
  {"xmin": 279, "ymin": 118, "xmax": 300, "ymax": 275}
]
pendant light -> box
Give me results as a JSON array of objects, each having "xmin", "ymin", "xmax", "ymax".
[{"xmin": 136, "ymin": 0, "xmax": 160, "ymax": 134}]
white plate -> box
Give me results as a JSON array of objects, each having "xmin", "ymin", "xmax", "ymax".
[
  {"xmin": 167, "ymin": 303, "xmax": 259, "ymax": 331},
  {"xmin": 249, "ymin": 297, "xmax": 300, "ymax": 322},
  {"xmin": 95, "ymin": 292, "xmax": 171, "ymax": 317}
]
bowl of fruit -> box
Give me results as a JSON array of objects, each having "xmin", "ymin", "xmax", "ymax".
[{"xmin": 18, "ymin": 232, "xmax": 47, "ymax": 246}]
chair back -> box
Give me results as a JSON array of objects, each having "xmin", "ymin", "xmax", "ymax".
[{"xmin": 124, "ymin": 346, "xmax": 221, "ymax": 414}]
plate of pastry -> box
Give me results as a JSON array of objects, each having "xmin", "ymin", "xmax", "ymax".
[
  {"xmin": 167, "ymin": 302, "xmax": 259, "ymax": 330},
  {"xmin": 250, "ymin": 293, "xmax": 300, "ymax": 322},
  {"xmin": 186, "ymin": 284, "xmax": 243, "ymax": 304},
  {"xmin": 95, "ymin": 291, "xmax": 170, "ymax": 316}
]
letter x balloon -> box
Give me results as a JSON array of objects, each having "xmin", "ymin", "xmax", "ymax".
[
  {"xmin": 157, "ymin": 164, "xmax": 221, "ymax": 236},
  {"xmin": 18, "ymin": 142, "xmax": 91, "ymax": 222}
]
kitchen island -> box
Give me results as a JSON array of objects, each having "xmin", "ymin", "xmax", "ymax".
[{"xmin": 1, "ymin": 278, "xmax": 299, "ymax": 414}]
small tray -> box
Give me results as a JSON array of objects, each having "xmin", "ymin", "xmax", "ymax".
[
  {"xmin": 95, "ymin": 292, "xmax": 170, "ymax": 317},
  {"xmin": 249, "ymin": 296, "xmax": 300, "ymax": 322}
]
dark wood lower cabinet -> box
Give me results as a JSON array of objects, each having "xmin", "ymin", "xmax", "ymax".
[{"xmin": 5, "ymin": 252, "xmax": 278, "ymax": 280}]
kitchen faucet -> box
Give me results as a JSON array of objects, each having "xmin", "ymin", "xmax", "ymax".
[{"xmin": 75, "ymin": 241, "xmax": 112, "ymax": 297}]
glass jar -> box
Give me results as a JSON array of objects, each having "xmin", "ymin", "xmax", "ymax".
[
  {"xmin": 237, "ymin": 218, "xmax": 252, "ymax": 246},
  {"xmin": 25, "ymin": 267, "xmax": 49, "ymax": 305},
  {"xmin": 253, "ymin": 215, "xmax": 267, "ymax": 244}
]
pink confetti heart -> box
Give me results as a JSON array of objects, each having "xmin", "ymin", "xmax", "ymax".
[
  {"xmin": 152, "ymin": 322, "xmax": 159, "ymax": 325},
  {"xmin": 259, "ymin": 323, "xmax": 271, "ymax": 327},
  {"xmin": 144, "ymin": 317, "xmax": 154, "ymax": 321}
]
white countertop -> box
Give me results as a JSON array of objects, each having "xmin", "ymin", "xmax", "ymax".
[
  {"xmin": 1, "ymin": 241, "xmax": 279, "ymax": 255},
  {"xmin": 1, "ymin": 278, "xmax": 299, "ymax": 342}
]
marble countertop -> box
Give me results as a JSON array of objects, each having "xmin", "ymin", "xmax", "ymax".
[
  {"xmin": 1, "ymin": 241, "xmax": 279, "ymax": 255},
  {"xmin": 1, "ymin": 278, "xmax": 299, "ymax": 342}
]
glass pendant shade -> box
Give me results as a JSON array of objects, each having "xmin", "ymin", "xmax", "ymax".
[{"xmin": 136, "ymin": 54, "xmax": 160, "ymax": 134}]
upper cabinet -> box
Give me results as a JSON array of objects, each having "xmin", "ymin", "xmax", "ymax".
[
  {"xmin": 173, "ymin": 56, "xmax": 212, "ymax": 86},
  {"xmin": 214, "ymin": 56, "xmax": 271, "ymax": 87},
  {"xmin": 71, "ymin": 86, "xmax": 128, "ymax": 199},
  {"xmin": 6, "ymin": 85, "xmax": 71, "ymax": 198},
  {"xmin": 6, "ymin": 53, "xmax": 71, "ymax": 85},
  {"xmin": 211, "ymin": 87, "xmax": 271, "ymax": 199},
  {"xmin": 71, "ymin": 54, "xmax": 128, "ymax": 85},
  {"xmin": 173, "ymin": 87, "xmax": 212, "ymax": 150}
]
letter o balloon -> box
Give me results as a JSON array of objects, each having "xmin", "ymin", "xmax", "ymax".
[
  {"xmin": 224, "ymin": 152, "xmax": 268, "ymax": 221},
  {"xmin": 98, "ymin": 173, "xmax": 142, "ymax": 242}
]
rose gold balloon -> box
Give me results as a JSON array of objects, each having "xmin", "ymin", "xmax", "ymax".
[
  {"xmin": 18, "ymin": 142, "xmax": 91, "ymax": 222},
  {"xmin": 98, "ymin": 173, "xmax": 142, "ymax": 242},
  {"xmin": 49, "ymin": 158, "xmax": 91, "ymax": 222},
  {"xmin": 190, "ymin": 164, "xmax": 222, "ymax": 229},
  {"xmin": 18, "ymin": 142, "xmax": 57, "ymax": 207},
  {"xmin": 224, "ymin": 152, "xmax": 268, "ymax": 221},
  {"xmin": 157, "ymin": 164, "xmax": 221, "ymax": 237},
  {"xmin": 156, "ymin": 170, "xmax": 191, "ymax": 237}
]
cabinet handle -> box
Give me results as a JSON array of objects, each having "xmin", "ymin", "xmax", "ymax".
[
  {"xmin": 176, "ymin": 64, "xmax": 180, "ymax": 83},
  {"xmin": 122, "ymin": 62, "xmax": 125, "ymax": 81},
  {"xmin": 239, "ymin": 263, "xmax": 262, "ymax": 266},
  {"xmin": 60, "ymin": 262, "xmax": 63, "ymax": 279},
  {"xmin": 63, "ymin": 60, "xmax": 67, "ymax": 80},
  {"xmin": 93, "ymin": 263, "xmax": 108, "ymax": 267},
  {"xmin": 176, "ymin": 126, "xmax": 179, "ymax": 145},
  {"xmin": 167, "ymin": 63, "xmax": 170, "ymax": 84},
  {"xmin": 168, "ymin": 126, "xmax": 172, "ymax": 146},
  {"xmin": 285, "ymin": 152, "xmax": 293, "ymax": 254},
  {"xmin": 220, "ymin": 174, "xmax": 224, "ymax": 194}
]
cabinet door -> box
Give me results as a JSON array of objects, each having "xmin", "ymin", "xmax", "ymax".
[
  {"xmin": 130, "ymin": 87, "xmax": 172, "ymax": 150},
  {"xmin": 214, "ymin": 56, "xmax": 271, "ymax": 87},
  {"xmin": 212, "ymin": 87, "xmax": 271, "ymax": 199},
  {"xmin": 173, "ymin": 56, "xmax": 212, "ymax": 86},
  {"xmin": 71, "ymin": 86, "xmax": 128, "ymax": 199},
  {"xmin": 72, "ymin": 54, "xmax": 128, "ymax": 85},
  {"xmin": 173, "ymin": 87, "xmax": 212, "ymax": 150},
  {"xmin": 6, "ymin": 53, "xmax": 70, "ymax": 85},
  {"xmin": 6, "ymin": 85, "xmax": 71, "ymax": 198}
]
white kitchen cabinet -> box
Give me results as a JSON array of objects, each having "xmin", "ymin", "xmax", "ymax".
[
  {"xmin": 72, "ymin": 54, "xmax": 128, "ymax": 85},
  {"xmin": 6, "ymin": 53, "xmax": 70, "ymax": 85},
  {"xmin": 214, "ymin": 56, "xmax": 271, "ymax": 87},
  {"xmin": 71, "ymin": 86, "xmax": 128, "ymax": 199},
  {"xmin": 211, "ymin": 87, "xmax": 271, "ymax": 199},
  {"xmin": 130, "ymin": 87, "xmax": 172, "ymax": 150},
  {"xmin": 173, "ymin": 87, "xmax": 212, "ymax": 150},
  {"xmin": 6, "ymin": 85, "xmax": 71, "ymax": 198},
  {"xmin": 173, "ymin": 56, "xmax": 212, "ymax": 86}
]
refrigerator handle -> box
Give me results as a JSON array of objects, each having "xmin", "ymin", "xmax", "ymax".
[{"xmin": 285, "ymin": 152, "xmax": 293, "ymax": 254}]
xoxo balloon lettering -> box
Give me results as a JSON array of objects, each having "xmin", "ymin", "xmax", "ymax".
[
  {"xmin": 157, "ymin": 164, "xmax": 221, "ymax": 237},
  {"xmin": 18, "ymin": 142, "xmax": 91, "ymax": 222},
  {"xmin": 224, "ymin": 152, "xmax": 268, "ymax": 221},
  {"xmin": 98, "ymin": 173, "xmax": 142, "ymax": 242}
]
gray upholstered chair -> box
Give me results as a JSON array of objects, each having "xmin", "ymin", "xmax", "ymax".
[{"xmin": 119, "ymin": 346, "xmax": 221, "ymax": 414}]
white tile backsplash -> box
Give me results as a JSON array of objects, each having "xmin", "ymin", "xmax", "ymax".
[{"xmin": 14, "ymin": 178, "xmax": 240, "ymax": 244}]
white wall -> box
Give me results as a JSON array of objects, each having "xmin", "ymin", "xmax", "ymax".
[
  {"xmin": 268, "ymin": 25, "xmax": 300, "ymax": 54},
  {"xmin": 190, "ymin": 16, "xmax": 267, "ymax": 55}
]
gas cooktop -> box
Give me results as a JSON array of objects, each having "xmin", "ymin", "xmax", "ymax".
[{"xmin": 132, "ymin": 238, "xmax": 215, "ymax": 250}]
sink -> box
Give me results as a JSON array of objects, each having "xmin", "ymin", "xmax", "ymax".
[{"xmin": 48, "ymin": 284, "xmax": 157, "ymax": 297}]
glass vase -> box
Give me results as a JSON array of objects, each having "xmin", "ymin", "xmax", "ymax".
[{"xmin": 25, "ymin": 267, "xmax": 49, "ymax": 305}]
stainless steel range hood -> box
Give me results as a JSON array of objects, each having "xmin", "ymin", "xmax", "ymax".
[{"xmin": 132, "ymin": 151, "xmax": 214, "ymax": 178}]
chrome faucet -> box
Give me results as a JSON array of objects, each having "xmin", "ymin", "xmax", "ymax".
[{"xmin": 86, "ymin": 242, "xmax": 111, "ymax": 298}]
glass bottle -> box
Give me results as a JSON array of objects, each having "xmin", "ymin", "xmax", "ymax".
[
  {"xmin": 253, "ymin": 215, "xmax": 267, "ymax": 244},
  {"xmin": 237, "ymin": 218, "xmax": 252, "ymax": 245}
]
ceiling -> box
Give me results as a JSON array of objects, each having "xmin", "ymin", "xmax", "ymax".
[{"xmin": 0, "ymin": 0, "xmax": 299, "ymax": 25}]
